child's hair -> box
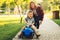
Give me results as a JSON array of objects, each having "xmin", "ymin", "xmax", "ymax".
[
  {"xmin": 27, "ymin": 10, "xmax": 33, "ymax": 14},
  {"xmin": 27, "ymin": 10, "xmax": 33, "ymax": 18}
]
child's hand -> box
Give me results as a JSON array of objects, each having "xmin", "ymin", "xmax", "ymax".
[
  {"xmin": 32, "ymin": 23, "xmax": 34, "ymax": 25},
  {"xmin": 31, "ymin": 23, "xmax": 34, "ymax": 26}
]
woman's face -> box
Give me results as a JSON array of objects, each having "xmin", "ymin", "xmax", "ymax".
[{"xmin": 31, "ymin": 3, "xmax": 35, "ymax": 9}]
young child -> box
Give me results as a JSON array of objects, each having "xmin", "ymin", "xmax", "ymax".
[{"xmin": 19, "ymin": 10, "xmax": 40, "ymax": 38}]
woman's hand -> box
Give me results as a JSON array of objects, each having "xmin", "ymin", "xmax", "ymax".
[{"xmin": 39, "ymin": 20, "xmax": 42, "ymax": 24}]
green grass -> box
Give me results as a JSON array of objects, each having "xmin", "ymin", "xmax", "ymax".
[
  {"xmin": 0, "ymin": 23, "xmax": 24, "ymax": 40},
  {"xmin": 53, "ymin": 19, "xmax": 60, "ymax": 26}
]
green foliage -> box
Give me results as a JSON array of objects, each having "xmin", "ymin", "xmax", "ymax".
[
  {"xmin": 1, "ymin": 2, "xmax": 6, "ymax": 9},
  {"xmin": 20, "ymin": 0, "xmax": 30, "ymax": 12},
  {"xmin": 0, "ymin": 23, "xmax": 24, "ymax": 40},
  {"xmin": 53, "ymin": 19, "xmax": 60, "ymax": 26},
  {"xmin": 42, "ymin": 0, "xmax": 60, "ymax": 11},
  {"xmin": 41, "ymin": 1, "xmax": 49, "ymax": 10},
  {"xmin": 0, "ymin": 1, "xmax": 6, "ymax": 14},
  {"xmin": 10, "ymin": 2, "xmax": 15, "ymax": 10}
]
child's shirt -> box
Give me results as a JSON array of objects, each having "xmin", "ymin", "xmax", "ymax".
[{"xmin": 25, "ymin": 17, "xmax": 35, "ymax": 26}]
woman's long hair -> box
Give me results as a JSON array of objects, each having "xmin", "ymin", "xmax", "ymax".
[{"xmin": 30, "ymin": 1, "xmax": 36, "ymax": 10}]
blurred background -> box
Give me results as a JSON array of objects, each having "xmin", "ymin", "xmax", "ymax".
[
  {"xmin": 0, "ymin": 0, "xmax": 60, "ymax": 25},
  {"xmin": 0, "ymin": 0, "xmax": 60, "ymax": 40}
]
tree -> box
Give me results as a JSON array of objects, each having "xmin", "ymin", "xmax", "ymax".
[{"xmin": 0, "ymin": 1, "xmax": 6, "ymax": 14}]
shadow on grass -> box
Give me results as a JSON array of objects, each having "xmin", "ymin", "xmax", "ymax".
[{"xmin": 0, "ymin": 23, "xmax": 24, "ymax": 40}]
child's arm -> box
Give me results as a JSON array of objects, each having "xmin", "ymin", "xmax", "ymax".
[
  {"xmin": 24, "ymin": 19, "xmax": 27, "ymax": 24},
  {"xmin": 24, "ymin": 18, "xmax": 28, "ymax": 24},
  {"xmin": 32, "ymin": 18, "xmax": 35, "ymax": 25},
  {"xmin": 19, "ymin": 19, "xmax": 27, "ymax": 35},
  {"xmin": 21, "ymin": 20, "xmax": 27, "ymax": 29},
  {"xmin": 19, "ymin": 22, "xmax": 27, "ymax": 35}
]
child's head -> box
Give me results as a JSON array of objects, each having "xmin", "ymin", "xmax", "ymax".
[{"xmin": 27, "ymin": 10, "xmax": 33, "ymax": 18}]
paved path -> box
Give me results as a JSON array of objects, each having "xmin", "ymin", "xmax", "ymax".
[
  {"xmin": 13, "ymin": 15, "xmax": 60, "ymax": 40},
  {"xmin": 39, "ymin": 15, "xmax": 60, "ymax": 40}
]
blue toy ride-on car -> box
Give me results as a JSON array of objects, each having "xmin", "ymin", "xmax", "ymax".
[{"xmin": 19, "ymin": 25, "xmax": 34, "ymax": 39}]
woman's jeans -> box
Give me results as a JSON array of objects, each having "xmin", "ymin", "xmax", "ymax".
[{"xmin": 34, "ymin": 16, "xmax": 41, "ymax": 29}]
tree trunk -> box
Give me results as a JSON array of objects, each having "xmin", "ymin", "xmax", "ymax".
[{"xmin": 53, "ymin": 10, "xmax": 59, "ymax": 19}]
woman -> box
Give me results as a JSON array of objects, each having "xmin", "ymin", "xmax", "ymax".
[{"xmin": 29, "ymin": 1, "xmax": 44, "ymax": 29}]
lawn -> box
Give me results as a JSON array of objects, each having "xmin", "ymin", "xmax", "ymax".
[
  {"xmin": 0, "ymin": 23, "xmax": 24, "ymax": 40},
  {"xmin": 0, "ymin": 15, "xmax": 25, "ymax": 25},
  {"xmin": 53, "ymin": 19, "xmax": 60, "ymax": 26}
]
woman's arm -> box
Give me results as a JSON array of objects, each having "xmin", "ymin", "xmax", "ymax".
[
  {"xmin": 40, "ymin": 6, "xmax": 44, "ymax": 21},
  {"xmin": 37, "ymin": 6, "xmax": 44, "ymax": 21}
]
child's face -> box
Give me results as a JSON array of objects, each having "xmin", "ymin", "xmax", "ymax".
[{"xmin": 28, "ymin": 12, "xmax": 33, "ymax": 18}]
